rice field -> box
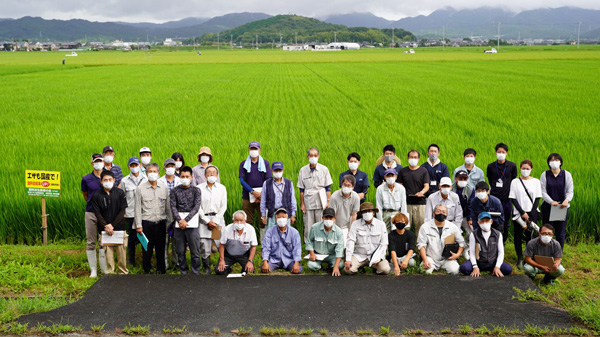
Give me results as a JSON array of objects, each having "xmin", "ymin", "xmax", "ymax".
[{"xmin": 1, "ymin": 46, "xmax": 599, "ymax": 243}]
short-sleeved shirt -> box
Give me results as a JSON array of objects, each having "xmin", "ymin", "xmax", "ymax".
[
  {"xmin": 328, "ymin": 190, "xmax": 360, "ymax": 230},
  {"xmin": 397, "ymin": 166, "xmax": 430, "ymax": 205},
  {"xmin": 220, "ymin": 223, "xmax": 258, "ymax": 251},
  {"xmin": 297, "ymin": 163, "xmax": 333, "ymax": 210},
  {"xmin": 509, "ymin": 177, "xmax": 542, "ymax": 216},
  {"xmin": 81, "ymin": 172, "xmax": 102, "ymax": 212},
  {"xmin": 338, "ymin": 169, "xmax": 369, "ymax": 202},
  {"xmin": 388, "ymin": 229, "xmax": 415, "ymax": 258},
  {"xmin": 525, "ymin": 237, "xmax": 563, "ymax": 260}
]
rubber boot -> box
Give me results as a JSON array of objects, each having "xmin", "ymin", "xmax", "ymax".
[
  {"xmin": 98, "ymin": 248, "xmax": 108, "ymax": 274},
  {"xmin": 517, "ymin": 258, "xmax": 524, "ymax": 270},
  {"xmin": 86, "ymin": 250, "xmax": 98, "ymax": 278},
  {"xmin": 202, "ymin": 258, "xmax": 211, "ymax": 274}
]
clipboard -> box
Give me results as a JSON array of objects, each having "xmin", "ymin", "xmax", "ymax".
[
  {"xmin": 534, "ymin": 255, "xmax": 555, "ymax": 268},
  {"xmin": 318, "ymin": 188, "xmax": 327, "ymax": 210},
  {"xmin": 444, "ymin": 233, "xmax": 456, "ymax": 245},
  {"xmin": 101, "ymin": 231, "xmax": 125, "ymax": 246},
  {"xmin": 249, "ymin": 187, "xmax": 263, "ymax": 204},
  {"xmin": 211, "ymin": 225, "xmax": 222, "ymax": 240},
  {"xmin": 176, "ymin": 212, "xmax": 199, "ymax": 228},
  {"xmin": 137, "ymin": 232, "xmax": 149, "ymax": 251},
  {"xmin": 549, "ymin": 205, "xmax": 568, "ymax": 222}
]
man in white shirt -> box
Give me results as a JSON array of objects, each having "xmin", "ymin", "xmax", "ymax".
[
  {"xmin": 215, "ymin": 210, "xmax": 257, "ymax": 275},
  {"xmin": 198, "ymin": 165, "xmax": 228, "ymax": 274},
  {"xmin": 425, "ymin": 177, "xmax": 463, "ymax": 225},
  {"xmin": 376, "ymin": 168, "xmax": 408, "ymax": 232},
  {"xmin": 345, "ymin": 202, "xmax": 390, "ymax": 275}
]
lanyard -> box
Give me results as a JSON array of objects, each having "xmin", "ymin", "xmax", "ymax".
[
  {"xmin": 495, "ymin": 162, "xmax": 506, "ymax": 180},
  {"xmin": 274, "ymin": 181, "xmax": 285, "ymax": 194}
]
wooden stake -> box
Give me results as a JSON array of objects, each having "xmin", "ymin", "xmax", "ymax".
[{"xmin": 42, "ymin": 197, "xmax": 47, "ymax": 245}]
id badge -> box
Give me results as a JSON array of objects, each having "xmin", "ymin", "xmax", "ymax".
[
  {"xmin": 430, "ymin": 181, "xmax": 437, "ymax": 186},
  {"xmin": 496, "ymin": 179, "xmax": 503, "ymax": 188}
]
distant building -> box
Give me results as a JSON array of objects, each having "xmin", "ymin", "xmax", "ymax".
[
  {"xmin": 327, "ymin": 42, "xmax": 360, "ymax": 50},
  {"xmin": 164, "ymin": 38, "xmax": 177, "ymax": 47}
]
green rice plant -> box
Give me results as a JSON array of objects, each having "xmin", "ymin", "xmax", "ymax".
[
  {"xmin": 379, "ymin": 325, "xmax": 390, "ymax": 336},
  {"xmin": 474, "ymin": 324, "xmax": 490, "ymax": 335},
  {"xmin": 458, "ymin": 324, "xmax": 473, "ymax": 335},
  {"xmin": 91, "ymin": 323, "xmax": 106, "ymax": 333}
]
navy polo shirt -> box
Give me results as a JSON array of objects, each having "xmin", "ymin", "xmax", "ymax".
[
  {"xmin": 81, "ymin": 172, "xmax": 102, "ymax": 212},
  {"xmin": 339, "ymin": 169, "xmax": 369, "ymax": 202},
  {"xmin": 470, "ymin": 194, "xmax": 505, "ymax": 230},
  {"xmin": 423, "ymin": 161, "xmax": 450, "ymax": 195}
]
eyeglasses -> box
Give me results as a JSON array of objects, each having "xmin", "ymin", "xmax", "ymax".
[{"xmin": 540, "ymin": 233, "xmax": 553, "ymax": 237}]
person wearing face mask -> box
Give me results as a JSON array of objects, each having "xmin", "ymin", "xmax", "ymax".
[
  {"xmin": 509, "ymin": 159, "xmax": 542, "ymax": 269},
  {"xmin": 452, "ymin": 170, "xmax": 476, "ymax": 241},
  {"xmin": 169, "ymin": 166, "xmax": 202, "ymax": 275},
  {"xmin": 260, "ymin": 162, "xmax": 297, "ymax": 235},
  {"xmin": 524, "ymin": 224, "xmax": 565, "ymax": 285},
  {"xmin": 375, "ymin": 168, "xmax": 407, "ymax": 232},
  {"xmin": 486, "ymin": 143, "xmax": 518, "ymax": 243},
  {"xmin": 198, "ymin": 165, "xmax": 228, "ymax": 274},
  {"xmin": 345, "ymin": 202, "xmax": 390, "ymax": 275},
  {"xmin": 216, "ymin": 210, "xmax": 258, "ymax": 275},
  {"xmin": 171, "ymin": 152, "xmax": 185, "ymax": 177},
  {"xmin": 138, "ymin": 147, "xmax": 152, "ymax": 176},
  {"xmin": 338, "ymin": 152, "xmax": 369, "ymax": 203},
  {"xmin": 91, "ymin": 170, "xmax": 129, "ymax": 274},
  {"xmin": 387, "ymin": 213, "xmax": 416, "ymax": 276},
  {"xmin": 469, "ymin": 181, "xmax": 505, "ymax": 235},
  {"xmin": 159, "ymin": 158, "xmax": 182, "ymax": 270},
  {"xmin": 539, "ymin": 153, "xmax": 573, "ymax": 250},
  {"xmin": 81, "ymin": 153, "xmax": 107, "ymax": 278},
  {"xmin": 425, "ymin": 177, "xmax": 463, "ymax": 225},
  {"xmin": 306, "ymin": 208, "xmax": 345, "ymax": 276},
  {"xmin": 453, "ymin": 148, "xmax": 485, "ymax": 190},
  {"xmin": 329, "ymin": 175, "xmax": 360, "ymax": 238},
  {"xmin": 373, "ymin": 144, "xmax": 402, "ymax": 188},
  {"xmin": 101, "ymin": 146, "xmax": 123, "ymax": 188},
  {"xmin": 261, "ymin": 208, "xmax": 302, "ymax": 274},
  {"xmin": 192, "ymin": 147, "xmax": 220, "ymax": 186},
  {"xmin": 134, "ymin": 162, "xmax": 172, "ymax": 274},
  {"xmin": 423, "ymin": 144, "xmax": 450, "ymax": 196},
  {"xmin": 298, "ymin": 147, "xmax": 333, "ymax": 243},
  {"xmin": 120, "ymin": 157, "xmax": 147, "ymax": 266},
  {"xmin": 417, "ymin": 204, "xmax": 465, "ymax": 275},
  {"xmin": 240, "ymin": 141, "xmax": 272, "ymax": 234},
  {"xmin": 459, "ymin": 212, "xmax": 512, "ymax": 277},
  {"xmin": 398, "ymin": 150, "xmax": 430, "ymax": 237}
]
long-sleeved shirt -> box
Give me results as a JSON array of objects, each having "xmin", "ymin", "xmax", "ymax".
[
  {"xmin": 262, "ymin": 225, "xmax": 302, "ymax": 265},
  {"xmin": 260, "ymin": 178, "xmax": 297, "ymax": 217},
  {"xmin": 469, "ymin": 231, "xmax": 504, "ymax": 268},
  {"xmin": 346, "ymin": 218, "xmax": 388, "ymax": 262},
  {"xmin": 297, "ymin": 163, "xmax": 333, "ymax": 210},
  {"xmin": 423, "ymin": 159, "xmax": 450, "ymax": 194},
  {"xmin": 169, "ymin": 185, "xmax": 202, "ymax": 222},
  {"xmin": 198, "ymin": 182, "xmax": 227, "ymax": 238},
  {"xmin": 134, "ymin": 181, "xmax": 172, "ymax": 229},
  {"xmin": 159, "ymin": 175, "xmax": 181, "ymax": 192},
  {"xmin": 417, "ymin": 219, "xmax": 465, "ymax": 261},
  {"xmin": 424, "ymin": 191, "xmax": 463, "ymax": 224},
  {"xmin": 103, "ymin": 164, "xmax": 124, "ymax": 187},
  {"xmin": 120, "ymin": 173, "xmax": 147, "ymax": 219},
  {"xmin": 452, "ymin": 183, "xmax": 475, "ymax": 221},
  {"xmin": 469, "ymin": 195, "xmax": 504, "ymax": 230},
  {"xmin": 91, "ymin": 187, "xmax": 127, "ymax": 231},
  {"xmin": 540, "ymin": 170, "xmax": 574, "ymax": 207},
  {"xmin": 453, "ymin": 164, "xmax": 485, "ymax": 190},
  {"xmin": 375, "ymin": 183, "xmax": 407, "ymax": 220},
  {"xmin": 486, "ymin": 160, "xmax": 518, "ymax": 201},
  {"xmin": 306, "ymin": 222, "xmax": 345, "ymax": 258},
  {"xmin": 192, "ymin": 164, "xmax": 221, "ymax": 186}
]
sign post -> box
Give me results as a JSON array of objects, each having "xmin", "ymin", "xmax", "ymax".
[{"xmin": 26, "ymin": 170, "xmax": 61, "ymax": 245}]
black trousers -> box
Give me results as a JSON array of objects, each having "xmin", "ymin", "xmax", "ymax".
[
  {"xmin": 125, "ymin": 218, "xmax": 138, "ymax": 264},
  {"xmin": 513, "ymin": 211, "xmax": 536, "ymax": 259},
  {"xmin": 214, "ymin": 250, "xmax": 251, "ymax": 275},
  {"xmin": 142, "ymin": 220, "xmax": 167, "ymax": 274}
]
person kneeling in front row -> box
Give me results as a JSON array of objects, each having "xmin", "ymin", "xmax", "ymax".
[
  {"xmin": 524, "ymin": 224, "xmax": 564, "ymax": 285},
  {"xmin": 261, "ymin": 208, "xmax": 302, "ymax": 274},
  {"xmin": 306, "ymin": 207, "xmax": 344, "ymax": 276},
  {"xmin": 388, "ymin": 212, "xmax": 416, "ymax": 276},
  {"xmin": 215, "ymin": 210, "xmax": 257, "ymax": 275}
]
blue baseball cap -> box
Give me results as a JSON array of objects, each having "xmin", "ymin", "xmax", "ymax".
[
  {"xmin": 478, "ymin": 212, "xmax": 492, "ymax": 220},
  {"xmin": 272, "ymin": 161, "xmax": 284, "ymax": 170},
  {"xmin": 128, "ymin": 157, "xmax": 140, "ymax": 166},
  {"xmin": 248, "ymin": 141, "xmax": 261, "ymax": 149},
  {"xmin": 384, "ymin": 168, "xmax": 397, "ymax": 176}
]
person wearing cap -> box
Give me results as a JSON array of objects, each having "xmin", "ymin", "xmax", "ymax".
[
  {"xmin": 329, "ymin": 175, "xmax": 360, "ymax": 238},
  {"xmin": 170, "ymin": 166, "xmax": 203, "ymax": 275},
  {"xmin": 388, "ymin": 213, "xmax": 416, "ymax": 276},
  {"xmin": 373, "ymin": 144, "xmax": 402, "ymax": 188},
  {"xmin": 452, "ymin": 170, "xmax": 476, "ymax": 237},
  {"xmin": 459, "ymin": 212, "xmax": 512, "ymax": 277},
  {"xmin": 192, "ymin": 146, "xmax": 220, "ymax": 186},
  {"xmin": 345, "ymin": 202, "xmax": 390, "ymax": 275},
  {"xmin": 523, "ymin": 224, "xmax": 565, "ymax": 285},
  {"xmin": 239, "ymin": 141, "xmax": 272, "ymax": 231},
  {"xmin": 260, "ymin": 161, "xmax": 297, "ymax": 236},
  {"xmin": 417, "ymin": 204, "xmax": 465, "ymax": 275},
  {"xmin": 298, "ymin": 147, "xmax": 333, "ymax": 243},
  {"xmin": 120, "ymin": 157, "xmax": 147, "ymax": 266},
  {"xmin": 423, "ymin": 144, "xmax": 450, "ymax": 196},
  {"xmin": 486, "ymin": 143, "xmax": 518, "ymax": 245},
  {"xmin": 398, "ymin": 150, "xmax": 430, "ymax": 236},
  {"xmin": 216, "ymin": 210, "xmax": 258, "ymax": 275},
  {"xmin": 452, "ymin": 148, "xmax": 485, "ymax": 190},
  {"xmin": 198, "ymin": 165, "xmax": 228, "ymax": 274},
  {"xmin": 159, "ymin": 158, "xmax": 182, "ymax": 269},
  {"xmin": 134, "ymin": 162, "xmax": 172, "ymax": 274},
  {"xmin": 306, "ymin": 208, "xmax": 345, "ymax": 276},
  {"xmin": 470, "ymin": 181, "xmax": 505, "ymax": 236},
  {"xmin": 102, "ymin": 146, "xmax": 123, "ymax": 188},
  {"xmin": 82, "ymin": 153, "xmax": 108, "ymax": 278},
  {"xmin": 92, "ymin": 170, "xmax": 129, "ymax": 274},
  {"xmin": 425, "ymin": 177, "xmax": 463, "ymax": 225},
  {"xmin": 339, "ymin": 152, "xmax": 369, "ymax": 203},
  {"xmin": 261, "ymin": 208, "xmax": 302, "ymax": 274},
  {"xmin": 171, "ymin": 152, "xmax": 185, "ymax": 177},
  {"xmin": 376, "ymin": 168, "xmax": 407, "ymax": 232},
  {"xmin": 138, "ymin": 147, "xmax": 152, "ymax": 176}
]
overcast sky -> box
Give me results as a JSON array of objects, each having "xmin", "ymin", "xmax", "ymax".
[{"xmin": 3, "ymin": 0, "xmax": 600, "ymax": 22}]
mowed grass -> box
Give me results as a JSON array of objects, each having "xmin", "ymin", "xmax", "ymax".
[{"xmin": 0, "ymin": 46, "xmax": 599, "ymax": 243}]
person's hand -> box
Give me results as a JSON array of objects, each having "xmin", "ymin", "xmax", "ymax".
[
  {"xmin": 467, "ymin": 220, "xmax": 473, "ymax": 228},
  {"xmin": 470, "ymin": 267, "xmax": 481, "ymax": 277},
  {"xmin": 400, "ymin": 259, "xmax": 409, "ymax": 270},
  {"xmin": 332, "ymin": 266, "xmax": 341, "ymax": 277},
  {"xmin": 261, "ymin": 261, "xmax": 270, "ymax": 273},
  {"xmin": 217, "ymin": 259, "xmax": 226, "ymax": 272},
  {"xmin": 246, "ymin": 261, "xmax": 255, "ymax": 274},
  {"xmin": 136, "ymin": 228, "xmax": 143, "ymax": 234},
  {"xmin": 560, "ymin": 200, "xmax": 569, "ymax": 209},
  {"xmin": 344, "ymin": 261, "xmax": 352, "ymax": 272},
  {"xmin": 179, "ymin": 219, "xmax": 188, "ymax": 230},
  {"xmin": 207, "ymin": 221, "xmax": 217, "ymax": 230},
  {"xmin": 309, "ymin": 252, "xmax": 316, "ymax": 261},
  {"xmin": 493, "ymin": 267, "xmax": 504, "ymax": 278},
  {"xmin": 290, "ymin": 216, "xmax": 296, "ymax": 225},
  {"xmin": 543, "ymin": 266, "xmax": 553, "ymax": 273},
  {"xmin": 292, "ymin": 261, "xmax": 300, "ymax": 274},
  {"xmin": 415, "ymin": 191, "xmax": 424, "ymax": 198},
  {"xmin": 261, "ymin": 216, "xmax": 267, "ymax": 225},
  {"xmin": 521, "ymin": 213, "xmax": 530, "ymax": 222},
  {"xmin": 325, "ymin": 201, "xmax": 330, "ymax": 209},
  {"xmin": 422, "ymin": 259, "xmax": 431, "ymax": 270},
  {"xmin": 358, "ymin": 193, "xmax": 365, "ymax": 200},
  {"xmin": 105, "ymin": 224, "xmax": 114, "ymax": 236},
  {"xmin": 552, "ymin": 261, "xmax": 560, "ymax": 272},
  {"xmin": 394, "ymin": 267, "xmax": 401, "ymax": 276},
  {"xmin": 252, "ymin": 190, "xmax": 261, "ymax": 201},
  {"xmin": 448, "ymin": 250, "xmax": 461, "ymax": 261},
  {"xmin": 300, "ymin": 203, "xmax": 306, "ymax": 213},
  {"xmin": 551, "ymin": 201, "xmax": 559, "ymax": 207}
]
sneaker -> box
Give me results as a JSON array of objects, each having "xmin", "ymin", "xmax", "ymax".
[{"xmin": 517, "ymin": 258, "xmax": 524, "ymax": 270}]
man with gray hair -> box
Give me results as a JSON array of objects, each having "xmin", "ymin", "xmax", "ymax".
[
  {"xmin": 297, "ymin": 147, "xmax": 333, "ymax": 242},
  {"xmin": 215, "ymin": 210, "xmax": 258, "ymax": 275},
  {"xmin": 329, "ymin": 174, "xmax": 360, "ymax": 237}
]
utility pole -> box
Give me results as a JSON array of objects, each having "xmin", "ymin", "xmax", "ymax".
[
  {"xmin": 442, "ymin": 25, "xmax": 445, "ymax": 51},
  {"xmin": 230, "ymin": 35, "xmax": 233, "ymax": 49},
  {"xmin": 280, "ymin": 33, "xmax": 282, "ymax": 46},
  {"xmin": 295, "ymin": 31, "xmax": 297, "ymax": 45},
  {"xmin": 217, "ymin": 32, "xmax": 220, "ymax": 50},
  {"xmin": 577, "ymin": 21, "xmax": 582, "ymax": 49},
  {"xmin": 334, "ymin": 31, "xmax": 337, "ymax": 43},
  {"xmin": 392, "ymin": 27, "xmax": 395, "ymax": 48},
  {"xmin": 256, "ymin": 34, "xmax": 258, "ymax": 49},
  {"xmin": 497, "ymin": 22, "xmax": 501, "ymax": 51}
]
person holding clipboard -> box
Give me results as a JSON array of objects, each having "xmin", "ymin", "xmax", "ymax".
[
  {"xmin": 524, "ymin": 224, "xmax": 565, "ymax": 285},
  {"xmin": 539, "ymin": 153, "xmax": 573, "ymax": 250}
]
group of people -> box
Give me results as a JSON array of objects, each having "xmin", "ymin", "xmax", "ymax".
[{"xmin": 81, "ymin": 142, "xmax": 572, "ymax": 284}]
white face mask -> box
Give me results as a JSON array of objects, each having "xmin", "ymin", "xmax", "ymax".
[
  {"xmin": 323, "ymin": 220, "xmax": 334, "ymax": 228},
  {"xmin": 175, "ymin": 161, "xmax": 183, "ymax": 168},
  {"xmin": 342, "ymin": 186, "xmax": 353, "ymax": 195},
  {"xmin": 479, "ymin": 221, "xmax": 492, "ymax": 232},
  {"xmin": 249, "ymin": 150, "xmax": 259, "ymax": 158},
  {"xmin": 309, "ymin": 157, "xmax": 318, "ymax": 165},
  {"xmin": 465, "ymin": 157, "xmax": 475, "ymax": 165},
  {"xmin": 549, "ymin": 161, "xmax": 561, "ymax": 170},
  {"xmin": 207, "ymin": 176, "xmax": 218, "ymax": 184},
  {"xmin": 476, "ymin": 191, "xmax": 488, "ymax": 201},
  {"xmin": 441, "ymin": 187, "xmax": 451, "ymax": 195},
  {"xmin": 235, "ymin": 223, "xmax": 245, "ymax": 231},
  {"xmin": 521, "ymin": 169, "xmax": 531, "ymax": 178},
  {"xmin": 93, "ymin": 162, "xmax": 104, "ymax": 171},
  {"xmin": 457, "ymin": 180, "xmax": 468, "ymax": 188},
  {"xmin": 180, "ymin": 178, "xmax": 191, "ymax": 186},
  {"xmin": 141, "ymin": 156, "xmax": 151, "ymax": 165},
  {"xmin": 496, "ymin": 153, "xmax": 507, "ymax": 161},
  {"xmin": 147, "ymin": 172, "xmax": 159, "ymax": 182},
  {"xmin": 277, "ymin": 218, "xmax": 288, "ymax": 228},
  {"xmin": 540, "ymin": 235, "xmax": 552, "ymax": 244},
  {"xmin": 273, "ymin": 171, "xmax": 283, "ymax": 179},
  {"xmin": 348, "ymin": 162, "xmax": 359, "ymax": 171},
  {"xmin": 408, "ymin": 158, "xmax": 419, "ymax": 167},
  {"xmin": 130, "ymin": 166, "xmax": 140, "ymax": 174},
  {"xmin": 165, "ymin": 167, "xmax": 176, "ymax": 176},
  {"xmin": 200, "ymin": 155, "xmax": 210, "ymax": 163},
  {"xmin": 362, "ymin": 212, "xmax": 374, "ymax": 222},
  {"xmin": 386, "ymin": 177, "xmax": 396, "ymax": 186},
  {"xmin": 102, "ymin": 181, "xmax": 114, "ymax": 190},
  {"xmin": 104, "ymin": 155, "xmax": 114, "ymax": 164}
]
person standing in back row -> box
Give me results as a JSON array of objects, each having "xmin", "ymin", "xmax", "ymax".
[
  {"xmin": 192, "ymin": 147, "xmax": 220, "ymax": 186},
  {"xmin": 239, "ymin": 141, "xmax": 271, "ymax": 235},
  {"xmin": 339, "ymin": 152, "xmax": 369, "ymax": 203},
  {"xmin": 82, "ymin": 153, "xmax": 107, "ymax": 278},
  {"xmin": 120, "ymin": 157, "xmax": 147, "ymax": 266},
  {"xmin": 539, "ymin": 153, "xmax": 573, "ymax": 250},
  {"xmin": 453, "ymin": 148, "xmax": 485, "ymax": 189},
  {"xmin": 373, "ymin": 145, "xmax": 402, "ymax": 188},
  {"xmin": 398, "ymin": 150, "xmax": 430, "ymax": 236},
  {"xmin": 486, "ymin": 143, "xmax": 518, "ymax": 244},
  {"xmin": 423, "ymin": 144, "xmax": 449, "ymax": 196}
]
